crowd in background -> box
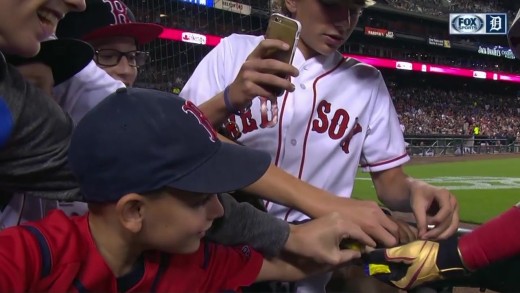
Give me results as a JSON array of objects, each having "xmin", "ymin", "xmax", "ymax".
[{"xmin": 390, "ymin": 85, "xmax": 520, "ymax": 140}]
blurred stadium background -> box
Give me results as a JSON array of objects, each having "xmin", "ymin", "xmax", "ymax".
[{"xmin": 125, "ymin": 0, "xmax": 520, "ymax": 224}]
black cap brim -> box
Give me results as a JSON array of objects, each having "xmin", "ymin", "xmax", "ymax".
[
  {"xmin": 83, "ymin": 23, "xmax": 164, "ymax": 45},
  {"xmin": 166, "ymin": 142, "xmax": 271, "ymax": 194},
  {"xmin": 6, "ymin": 39, "xmax": 94, "ymax": 85}
]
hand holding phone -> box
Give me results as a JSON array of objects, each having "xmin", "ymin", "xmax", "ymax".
[
  {"xmin": 225, "ymin": 14, "xmax": 301, "ymax": 117},
  {"xmin": 264, "ymin": 13, "xmax": 301, "ymax": 96}
]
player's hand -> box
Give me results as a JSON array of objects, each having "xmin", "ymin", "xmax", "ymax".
[
  {"xmin": 409, "ymin": 181, "xmax": 459, "ymax": 240},
  {"xmin": 284, "ymin": 212, "xmax": 373, "ymax": 266},
  {"xmin": 364, "ymin": 237, "xmax": 467, "ymax": 290},
  {"xmin": 227, "ymin": 39, "xmax": 299, "ymax": 107},
  {"xmin": 318, "ymin": 197, "xmax": 401, "ymax": 247}
]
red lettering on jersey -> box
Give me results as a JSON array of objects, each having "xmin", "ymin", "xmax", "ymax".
[
  {"xmin": 222, "ymin": 115, "xmax": 242, "ymax": 140},
  {"xmin": 259, "ymin": 97, "xmax": 278, "ymax": 128},
  {"xmin": 182, "ymin": 101, "xmax": 217, "ymax": 142},
  {"xmin": 340, "ymin": 118, "xmax": 362, "ymax": 154},
  {"xmin": 312, "ymin": 100, "xmax": 331, "ymax": 133},
  {"xmin": 239, "ymin": 111, "xmax": 258, "ymax": 133},
  {"xmin": 102, "ymin": 0, "xmax": 130, "ymax": 24},
  {"xmin": 329, "ymin": 109, "xmax": 350, "ymax": 140},
  {"xmin": 312, "ymin": 100, "xmax": 362, "ymax": 154}
]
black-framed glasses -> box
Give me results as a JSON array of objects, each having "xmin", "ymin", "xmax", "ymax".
[{"xmin": 94, "ymin": 49, "xmax": 150, "ymax": 67}]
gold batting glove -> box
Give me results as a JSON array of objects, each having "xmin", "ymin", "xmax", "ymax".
[{"xmin": 364, "ymin": 236, "xmax": 468, "ymax": 290}]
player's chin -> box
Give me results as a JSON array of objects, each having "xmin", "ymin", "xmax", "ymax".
[
  {"xmin": 4, "ymin": 35, "xmax": 41, "ymax": 58},
  {"xmin": 175, "ymin": 238, "xmax": 203, "ymax": 254}
]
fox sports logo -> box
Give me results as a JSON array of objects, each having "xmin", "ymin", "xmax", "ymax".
[{"xmin": 451, "ymin": 14, "xmax": 484, "ymax": 33}]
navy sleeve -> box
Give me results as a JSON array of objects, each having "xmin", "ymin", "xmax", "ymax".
[{"xmin": 206, "ymin": 193, "xmax": 289, "ymax": 257}]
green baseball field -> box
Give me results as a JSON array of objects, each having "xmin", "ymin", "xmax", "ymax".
[{"xmin": 353, "ymin": 157, "xmax": 520, "ymax": 224}]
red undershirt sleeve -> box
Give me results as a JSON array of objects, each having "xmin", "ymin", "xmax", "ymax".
[{"xmin": 458, "ymin": 205, "xmax": 520, "ymax": 271}]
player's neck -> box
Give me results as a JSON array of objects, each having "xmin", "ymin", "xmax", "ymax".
[
  {"xmin": 88, "ymin": 213, "xmax": 144, "ymax": 277},
  {"xmin": 297, "ymin": 40, "xmax": 319, "ymax": 60}
]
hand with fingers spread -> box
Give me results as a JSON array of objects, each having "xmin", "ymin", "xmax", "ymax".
[
  {"xmin": 226, "ymin": 39, "xmax": 299, "ymax": 111},
  {"xmin": 409, "ymin": 181, "xmax": 459, "ymax": 240},
  {"xmin": 316, "ymin": 198, "xmax": 402, "ymax": 248},
  {"xmin": 371, "ymin": 167, "xmax": 459, "ymax": 242},
  {"xmin": 284, "ymin": 212, "xmax": 375, "ymax": 266}
]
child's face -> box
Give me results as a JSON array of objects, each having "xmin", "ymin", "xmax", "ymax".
[
  {"xmin": 91, "ymin": 36, "xmax": 139, "ymax": 87},
  {"xmin": 140, "ymin": 189, "xmax": 225, "ymax": 254},
  {"xmin": 0, "ymin": 0, "xmax": 86, "ymax": 57},
  {"xmin": 287, "ymin": 0, "xmax": 361, "ymax": 58}
]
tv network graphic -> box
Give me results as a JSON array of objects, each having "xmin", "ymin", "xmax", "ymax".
[{"xmin": 450, "ymin": 13, "xmax": 508, "ymax": 35}]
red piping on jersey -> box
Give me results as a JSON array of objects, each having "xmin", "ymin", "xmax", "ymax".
[
  {"xmin": 359, "ymin": 152, "xmax": 408, "ymax": 168},
  {"xmin": 265, "ymin": 90, "xmax": 291, "ymax": 210},
  {"xmin": 284, "ymin": 58, "xmax": 347, "ymax": 221}
]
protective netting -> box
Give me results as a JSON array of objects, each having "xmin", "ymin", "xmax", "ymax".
[{"xmin": 125, "ymin": 0, "xmax": 270, "ymax": 92}]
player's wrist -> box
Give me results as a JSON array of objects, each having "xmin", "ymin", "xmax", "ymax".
[
  {"xmin": 284, "ymin": 223, "xmax": 306, "ymax": 255},
  {"xmin": 223, "ymin": 85, "xmax": 252, "ymax": 115},
  {"xmin": 436, "ymin": 236, "xmax": 470, "ymax": 278},
  {"xmin": 198, "ymin": 92, "xmax": 231, "ymax": 127}
]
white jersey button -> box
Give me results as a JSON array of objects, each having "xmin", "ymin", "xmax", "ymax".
[
  {"xmin": 300, "ymin": 84, "xmax": 306, "ymax": 90},
  {"xmin": 290, "ymin": 139, "xmax": 297, "ymax": 146},
  {"xmin": 303, "ymin": 65, "xmax": 309, "ymax": 70}
]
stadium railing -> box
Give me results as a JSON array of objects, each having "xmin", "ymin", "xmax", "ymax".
[{"xmin": 405, "ymin": 137, "xmax": 518, "ymax": 157}]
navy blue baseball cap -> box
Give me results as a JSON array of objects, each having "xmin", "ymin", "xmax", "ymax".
[{"xmin": 68, "ymin": 88, "xmax": 271, "ymax": 202}]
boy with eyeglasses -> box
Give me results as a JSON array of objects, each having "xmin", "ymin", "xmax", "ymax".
[{"xmin": 57, "ymin": 0, "xmax": 161, "ymax": 87}]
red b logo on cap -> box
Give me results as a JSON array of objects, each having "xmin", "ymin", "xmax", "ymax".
[
  {"xmin": 182, "ymin": 101, "xmax": 217, "ymax": 142},
  {"xmin": 102, "ymin": 0, "xmax": 130, "ymax": 24}
]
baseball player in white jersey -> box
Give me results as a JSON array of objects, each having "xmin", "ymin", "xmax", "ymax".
[{"xmin": 181, "ymin": 0, "xmax": 459, "ymax": 291}]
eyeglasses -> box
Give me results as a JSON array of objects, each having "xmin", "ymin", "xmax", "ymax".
[{"xmin": 94, "ymin": 49, "xmax": 149, "ymax": 67}]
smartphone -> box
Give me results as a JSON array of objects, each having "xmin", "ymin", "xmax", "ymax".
[{"xmin": 264, "ymin": 13, "xmax": 302, "ymax": 96}]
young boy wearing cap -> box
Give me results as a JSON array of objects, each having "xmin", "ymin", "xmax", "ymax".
[
  {"xmin": 52, "ymin": 0, "xmax": 158, "ymax": 125},
  {"xmin": 3, "ymin": 37, "xmax": 337, "ymax": 265},
  {"xmin": 0, "ymin": 88, "xmax": 365, "ymax": 291},
  {"xmin": 57, "ymin": 0, "xmax": 162, "ymax": 87}
]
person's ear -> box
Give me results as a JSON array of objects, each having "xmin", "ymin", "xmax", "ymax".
[{"xmin": 115, "ymin": 193, "xmax": 146, "ymax": 233}]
